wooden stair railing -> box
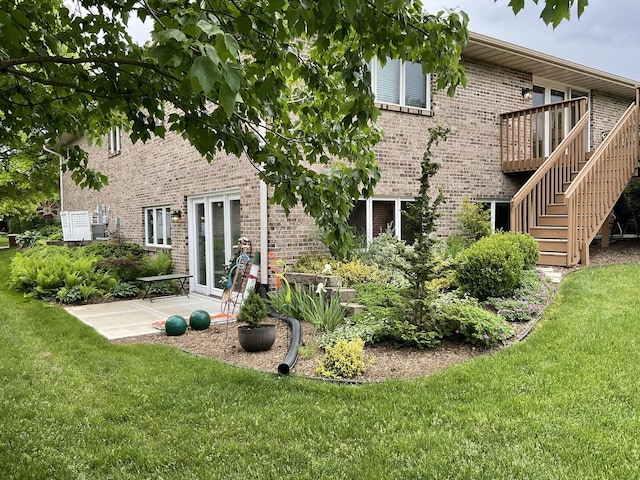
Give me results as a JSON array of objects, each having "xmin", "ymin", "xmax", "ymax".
[
  {"xmin": 564, "ymin": 100, "xmax": 640, "ymax": 265},
  {"xmin": 510, "ymin": 88, "xmax": 640, "ymax": 267},
  {"xmin": 501, "ymin": 98, "xmax": 589, "ymax": 173},
  {"xmin": 510, "ymin": 112, "xmax": 590, "ymax": 265}
]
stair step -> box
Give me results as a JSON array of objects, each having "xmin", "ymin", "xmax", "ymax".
[
  {"xmin": 547, "ymin": 203, "xmax": 568, "ymax": 215},
  {"xmin": 340, "ymin": 302, "xmax": 366, "ymax": 316},
  {"xmin": 325, "ymin": 287, "xmax": 356, "ymax": 303},
  {"xmin": 530, "ymin": 226, "xmax": 568, "ymax": 239},
  {"xmin": 538, "ymin": 214, "xmax": 568, "ymax": 227},
  {"xmin": 536, "ymin": 239, "xmax": 568, "ymax": 252},
  {"xmin": 538, "ymin": 252, "xmax": 568, "ymax": 267}
]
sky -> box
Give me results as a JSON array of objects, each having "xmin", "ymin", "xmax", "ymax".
[
  {"xmin": 422, "ymin": 0, "xmax": 640, "ymax": 81},
  {"xmin": 126, "ymin": 0, "xmax": 640, "ymax": 81}
]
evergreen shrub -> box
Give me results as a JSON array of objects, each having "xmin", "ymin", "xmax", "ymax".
[{"xmin": 455, "ymin": 233, "xmax": 524, "ymax": 300}]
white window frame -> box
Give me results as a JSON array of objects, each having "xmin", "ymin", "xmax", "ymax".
[
  {"xmin": 349, "ymin": 197, "xmax": 414, "ymax": 243},
  {"xmin": 480, "ymin": 199, "xmax": 511, "ymax": 233},
  {"xmin": 108, "ymin": 126, "xmax": 121, "ymax": 155},
  {"xmin": 371, "ymin": 58, "xmax": 431, "ymax": 111},
  {"xmin": 145, "ymin": 206, "xmax": 172, "ymax": 248}
]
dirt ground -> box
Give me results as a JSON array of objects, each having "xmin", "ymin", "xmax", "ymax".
[{"xmin": 113, "ymin": 238, "xmax": 640, "ymax": 382}]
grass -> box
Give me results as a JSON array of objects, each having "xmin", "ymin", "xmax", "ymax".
[
  {"xmin": 0, "ymin": 234, "xmax": 8, "ymax": 247},
  {"xmin": 2, "ymin": 246, "xmax": 640, "ymax": 478}
]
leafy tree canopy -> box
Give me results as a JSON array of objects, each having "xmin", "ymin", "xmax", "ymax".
[{"xmin": 0, "ymin": 0, "xmax": 583, "ymax": 256}]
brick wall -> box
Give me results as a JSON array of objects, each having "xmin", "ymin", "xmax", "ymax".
[{"xmin": 62, "ymin": 56, "xmax": 634, "ymax": 276}]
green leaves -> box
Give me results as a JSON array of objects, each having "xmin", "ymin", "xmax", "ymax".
[
  {"xmin": 0, "ymin": 0, "xmax": 587, "ymax": 255},
  {"xmin": 504, "ymin": 0, "xmax": 588, "ymax": 28}
]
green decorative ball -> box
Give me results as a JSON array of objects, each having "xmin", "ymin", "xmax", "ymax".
[
  {"xmin": 165, "ymin": 315, "xmax": 188, "ymax": 336},
  {"xmin": 189, "ymin": 310, "xmax": 211, "ymax": 331}
]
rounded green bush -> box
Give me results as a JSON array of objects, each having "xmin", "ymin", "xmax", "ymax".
[
  {"xmin": 165, "ymin": 315, "xmax": 188, "ymax": 336},
  {"xmin": 189, "ymin": 310, "xmax": 211, "ymax": 330},
  {"xmin": 504, "ymin": 232, "xmax": 539, "ymax": 269},
  {"xmin": 455, "ymin": 234, "xmax": 524, "ymax": 300}
]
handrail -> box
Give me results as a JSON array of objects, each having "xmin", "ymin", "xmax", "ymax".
[
  {"xmin": 510, "ymin": 113, "xmax": 589, "ymax": 234},
  {"xmin": 564, "ymin": 100, "xmax": 639, "ymax": 264},
  {"xmin": 501, "ymin": 97, "xmax": 588, "ymax": 172}
]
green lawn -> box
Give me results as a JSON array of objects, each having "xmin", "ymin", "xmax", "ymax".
[
  {"xmin": 0, "ymin": 234, "xmax": 8, "ymax": 247},
  {"xmin": 1, "ymin": 247, "xmax": 640, "ymax": 479}
]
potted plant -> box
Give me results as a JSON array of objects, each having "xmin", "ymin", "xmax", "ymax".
[{"xmin": 237, "ymin": 289, "xmax": 276, "ymax": 352}]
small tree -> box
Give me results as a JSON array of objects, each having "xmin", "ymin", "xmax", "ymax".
[
  {"xmin": 401, "ymin": 125, "xmax": 449, "ymax": 325},
  {"xmin": 457, "ymin": 197, "xmax": 491, "ymax": 242}
]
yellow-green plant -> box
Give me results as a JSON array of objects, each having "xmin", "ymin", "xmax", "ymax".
[{"xmin": 316, "ymin": 338, "xmax": 373, "ymax": 379}]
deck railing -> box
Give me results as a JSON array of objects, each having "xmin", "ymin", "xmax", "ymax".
[
  {"xmin": 510, "ymin": 113, "xmax": 589, "ymax": 234},
  {"xmin": 500, "ymin": 98, "xmax": 588, "ymax": 173},
  {"xmin": 564, "ymin": 101, "xmax": 640, "ymax": 265}
]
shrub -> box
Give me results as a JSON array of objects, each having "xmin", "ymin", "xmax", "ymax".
[
  {"xmin": 435, "ymin": 299, "xmax": 516, "ymax": 347},
  {"xmin": 504, "ymin": 232, "xmax": 539, "ymax": 269},
  {"xmin": 292, "ymin": 254, "xmax": 333, "ymax": 274},
  {"xmin": 456, "ymin": 197, "xmax": 491, "ymax": 242},
  {"xmin": 8, "ymin": 246, "xmax": 110, "ymax": 301},
  {"xmin": 353, "ymin": 283, "xmax": 403, "ymax": 309},
  {"xmin": 316, "ymin": 338, "xmax": 372, "ymax": 379},
  {"xmin": 83, "ymin": 241, "xmax": 145, "ymax": 260},
  {"xmin": 95, "ymin": 256, "xmax": 141, "ymax": 282},
  {"xmin": 319, "ymin": 311, "xmax": 388, "ymax": 347},
  {"xmin": 139, "ymin": 251, "xmax": 172, "ymax": 276},
  {"xmin": 455, "ymin": 233, "xmax": 525, "ymax": 300},
  {"xmin": 237, "ymin": 289, "xmax": 267, "ymax": 328},
  {"xmin": 377, "ymin": 317, "xmax": 442, "ymax": 350},
  {"xmin": 17, "ymin": 224, "xmax": 63, "ymax": 248},
  {"xmin": 360, "ymin": 230, "xmax": 412, "ymax": 288},
  {"xmin": 333, "ymin": 259, "xmax": 383, "ymax": 286}
]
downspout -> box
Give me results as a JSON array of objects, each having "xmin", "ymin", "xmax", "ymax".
[
  {"xmin": 258, "ymin": 175, "xmax": 300, "ymax": 375},
  {"xmin": 43, "ymin": 146, "xmax": 64, "ymax": 211},
  {"xmin": 260, "ymin": 178, "xmax": 268, "ymax": 285}
]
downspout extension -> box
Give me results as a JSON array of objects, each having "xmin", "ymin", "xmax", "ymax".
[{"xmin": 259, "ymin": 286, "xmax": 301, "ymax": 375}]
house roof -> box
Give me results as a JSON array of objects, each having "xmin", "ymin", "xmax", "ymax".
[{"xmin": 464, "ymin": 32, "xmax": 639, "ymax": 100}]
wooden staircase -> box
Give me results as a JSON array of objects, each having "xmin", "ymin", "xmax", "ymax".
[{"xmin": 502, "ymin": 90, "xmax": 640, "ymax": 267}]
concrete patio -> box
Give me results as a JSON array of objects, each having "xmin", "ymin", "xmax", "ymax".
[{"xmin": 65, "ymin": 294, "xmax": 233, "ymax": 340}]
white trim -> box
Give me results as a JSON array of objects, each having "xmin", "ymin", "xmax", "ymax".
[
  {"xmin": 371, "ymin": 58, "xmax": 431, "ymax": 111},
  {"xmin": 350, "ymin": 197, "xmax": 414, "ymax": 243},
  {"xmin": 187, "ymin": 191, "xmax": 241, "ymax": 297},
  {"xmin": 144, "ymin": 206, "xmax": 171, "ymax": 248},
  {"xmin": 108, "ymin": 126, "xmax": 121, "ymax": 155}
]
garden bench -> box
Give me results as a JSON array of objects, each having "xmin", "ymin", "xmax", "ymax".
[{"xmin": 137, "ymin": 273, "xmax": 193, "ymax": 302}]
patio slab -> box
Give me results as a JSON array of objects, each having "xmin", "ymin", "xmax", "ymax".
[{"xmin": 65, "ymin": 294, "xmax": 229, "ymax": 340}]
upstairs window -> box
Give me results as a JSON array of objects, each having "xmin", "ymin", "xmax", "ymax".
[
  {"xmin": 108, "ymin": 126, "xmax": 121, "ymax": 155},
  {"xmin": 145, "ymin": 206, "xmax": 171, "ymax": 247},
  {"xmin": 372, "ymin": 58, "xmax": 430, "ymax": 110}
]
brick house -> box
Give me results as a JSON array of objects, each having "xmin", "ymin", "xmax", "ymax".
[{"xmin": 61, "ymin": 32, "xmax": 639, "ymax": 295}]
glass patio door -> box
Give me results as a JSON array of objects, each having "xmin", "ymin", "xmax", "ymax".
[
  {"xmin": 189, "ymin": 193, "xmax": 241, "ymax": 297},
  {"xmin": 533, "ymin": 85, "xmax": 566, "ymax": 158}
]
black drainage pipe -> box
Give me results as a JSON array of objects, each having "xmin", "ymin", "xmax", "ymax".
[{"xmin": 259, "ymin": 286, "xmax": 301, "ymax": 375}]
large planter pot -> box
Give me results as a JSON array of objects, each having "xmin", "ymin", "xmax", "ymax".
[{"xmin": 237, "ymin": 324, "xmax": 276, "ymax": 352}]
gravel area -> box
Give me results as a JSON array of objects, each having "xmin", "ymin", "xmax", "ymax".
[{"xmin": 113, "ymin": 238, "xmax": 640, "ymax": 382}]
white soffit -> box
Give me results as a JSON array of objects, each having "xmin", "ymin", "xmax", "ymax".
[{"xmin": 463, "ymin": 32, "xmax": 638, "ymax": 100}]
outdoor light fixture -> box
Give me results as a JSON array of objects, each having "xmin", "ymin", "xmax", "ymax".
[
  {"xmin": 171, "ymin": 210, "xmax": 182, "ymax": 222},
  {"xmin": 521, "ymin": 87, "xmax": 533, "ymax": 100}
]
